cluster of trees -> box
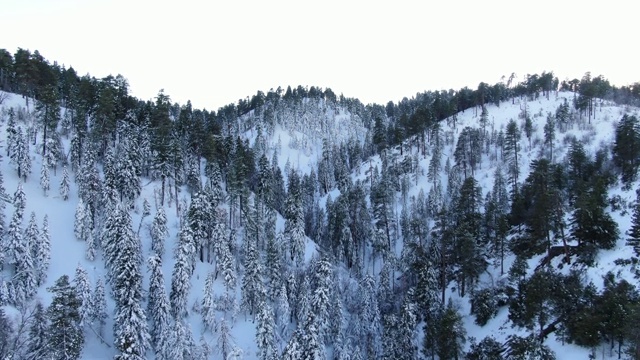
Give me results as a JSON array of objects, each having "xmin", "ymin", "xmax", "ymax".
[{"xmin": 3, "ymin": 48, "xmax": 640, "ymax": 359}]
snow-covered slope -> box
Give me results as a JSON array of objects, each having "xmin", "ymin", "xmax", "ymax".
[{"xmin": 2, "ymin": 88, "xmax": 640, "ymax": 359}]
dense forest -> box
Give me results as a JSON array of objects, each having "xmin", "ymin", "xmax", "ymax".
[{"xmin": 1, "ymin": 48, "xmax": 640, "ymax": 359}]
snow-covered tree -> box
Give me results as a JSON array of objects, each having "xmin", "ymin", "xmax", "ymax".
[
  {"xmin": 284, "ymin": 172, "xmax": 306, "ymax": 264},
  {"xmin": 146, "ymin": 257, "xmax": 171, "ymax": 359},
  {"xmin": 74, "ymin": 199, "xmax": 88, "ymax": 241},
  {"xmin": 39, "ymin": 161, "xmax": 50, "ymax": 196},
  {"xmin": 35, "ymin": 215, "xmax": 51, "ymax": 285},
  {"xmin": 46, "ymin": 275, "xmax": 84, "ymax": 360},
  {"xmin": 241, "ymin": 235, "xmax": 264, "ymax": 317},
  {"xmin": 90, "ymin": 277, "xmax": 107, "ymax": 337},
  {"xmin": 170, "ymin": 225, "xmax": 195, "ymax": 318},
  {"xmin": 59, "ymin": 165, "xmax": 70, "ymax": 200},
  {"xmin": 25, "ymin": 301, "xmax": 49, "ymax": 360},
  {"xmin": 73, "ymin": 264, "xmax": 92, "ymax": 327},
  {"xmin": 255, "ymin": 301, "xmax": 276, "ymax": 360},
  {"xmin": 10, "ymin": 127, "xmax": 31, "ymax": 180},
  {"xmin": 202, "ymin": 270, "xmax": 217, "ymax": 331},
  {"xmin": 113, "ymin": 299, "xmax": 150, "ymax": 360},
  {"xmin": 150, "ymin": 206, "xmax": 168, "ymax": 257},
  {"xmin": 217, "ymin": 318, "xmax": 242, "ymax": 360}
]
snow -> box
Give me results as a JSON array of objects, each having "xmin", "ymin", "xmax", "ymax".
[{"xmin": 2, "ymin": 88, "xmax": 640, "ymax": 359}]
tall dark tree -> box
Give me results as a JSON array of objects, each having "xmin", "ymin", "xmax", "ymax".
[{"xmin": 613, "ymin": 115, "xmax": 640, "ymax": 186}]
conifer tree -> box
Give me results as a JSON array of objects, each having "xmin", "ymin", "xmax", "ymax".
[
  {"xmin": 629, "ymin": 190, "xmax": 640, "ymax": 257},
  {"xmin": 202, "ymin": 270, "xmax": 217, "ymax": 331},
  {"xmin": 170, "ymin": 225, "xmax": 195, "ymax": 318},
  {"xmin": 46, "ymin": 275, "xmax": 84, "ymax": 360},
  {"xmin": 504, "ymin": 119, "xmax": 521, "ymax": 195},
  {"xmin": 73, "ymin": 264, "xmax": 92, "ymax": 327},
  {"xmin": 255, "ymin": 301, "xmax": 277, "ymax": 360},
  {"xmin": 150, "ymin": 206, "xmax": 168, "ymax": 257},
  {"xmin": 544, "ymin": 112, "xmax": 555, "ymax": 161},
  {"xmin": 284, "ymin": 171, "xmax": 306, "ymax": 264},
  {"xmin": 217, "ymin": 318, "xmax": 241, "ymax": 360},
  {"xmin": 25, "ymin": 301, "xmax": 49, "ymax": 360},
  {"xmin": 241, "ymin": 235, "xmax": 264, "ymax": 317},
  {"xmin": 59, "ymin": 165, "xmax": 70, "ymax": 200},
  {"xmin": 613, "ymin": 115, "xmax": 640, "ymax": 186},
  {"xmin": 40, "ymin": 161, "xmax": 50, "ymax": 196},
  {"xmin": 36, "ymin": 215, "xmax": 51, "ymax": 285},
  {"xmin": 90, "ymin": 277, "xmax": 107, "ymax": 337},
  {"xmin": 74, "ymin": 199, "xmax": 87, "ymax": 242},
  {"xmin": 435, "ymin": 300, "xmax": 466, "ymax": 360}
]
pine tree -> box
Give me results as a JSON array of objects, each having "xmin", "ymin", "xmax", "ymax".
[
  {"xmin": 90, "ymin": 277, "xmax": 107, "ymax": 337},
  {"xmin": 36, "ymin": 215, "xmax": 51, "ymax": 285},
  {"xmin": 241, "ymin": 235, "xmax": 264, "ymax": 317},
  {"xmin": 265, "ymin": 232, "xmax": 283, "ymax": 300},
  {"xmin": 150, "ymin": 206, "xmax": 169, "ymax": 257},
  {"xmin": 113, "ymin": 299, "xmax": 150, "ymax": 360},
  {"xmin": 46, "ymin": 275, "xmax": 84, "ymax": 360},
  {"xmin": 74, "ymin": 198, "xmax": 87, "ymax": 242},
  {"xmin": 146, "ymin": 257, "xmax": 171, "ymax": 360},
  {"xmin": 613, "ymin": 115, "xmax": 640, "ymax": 186},
  {"xmin": 0, "ymin": 307, "xmax": 12, "ymax": 359},
  {"xmin": 170, "ymin": 225, "xmax": 195, "ymax": 318},
  {"xmin": 217, "ymin": 318, "xmax": 241, "ymax": 360},
  {"xmin": 73, "ymin": 264, "xmax": 92, "ymax": 327},
  {"xmin": 59, "ymin": 165, "xmax": 70, "ymax": 200},
  {"xmin": 25, "ymin": 301, "xmax": 49, "ymax": 360},
  {"xmin": 466, "ymin": 336, "xmax": 504, "ymax": 360},
  {"xmin": 202, "ymin": 270, "xmax": 217, "ymax": 331},
  {"xmin": 435, "ymin": 300, "xmax": 466, "ymax": 360},
  {"xmin": 10, "ymin": 127, "xmax": 31, "ymax": 180},
  {"xmin": 255, "ymin": 301, "xmax": 277, "ymax": 360},
  {"xmin": 628, "ymin": 189, "xmax": 640, "ymax": 257},
  {"xmin": 504, "ymin": 119, "xmax": 521, "ymax": 195},
  {"xmin": 284, "ymin": 171, "xmax": 306, "ymax": 264},
  {"xmin": 544, "ymin": 112, "xmax": 555, "ymax": 161},
  {"xmin": 39, "ymin": 161, "xmax": 50, "ymax": 196}
]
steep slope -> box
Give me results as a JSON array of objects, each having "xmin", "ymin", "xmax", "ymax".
[{"xmin": 2, "ymin": 87, "xmax": 640, "ymax": 359}]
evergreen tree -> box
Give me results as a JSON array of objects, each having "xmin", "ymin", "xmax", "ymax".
[
  {"xmin": 46, "ymin": 275, "xmax": 84, "ymax": 360},
  {"xmin": 73, "ymin": 264, "xmax": 92, "ymax": 327},
  {"xmin": 40, "ymin": 160, "xmax": 50, "ymax": 196},
  {"xmin": 613, "ymin": 115, "xmax": 640, "ymax": 186},
  {"xmin": 74, "ymin": 198, "xmax": 88, "ymax": 242},
  {"xmin": 217, "ymin": 318, "xmax": 241, "ymax": 360},
  {"xmin": 570, "ymin": 179, "xmax": 619, "ymax": 257},
  {"xmin": 544, "ymin": 112, "xmax": 555, "ymax": 161},
  {"xmin": 504, "ymin": 119, "xmax": 521, "ymax": 195},
  {"xmin": 59, "ymin": 165, "xmax": 70, "ymax": 200},
  {"xmin": 170, "ymin": 225, "xmax": 195, "ymax": 318},
  {"xmin": 435, "ymin": 300, "xmax": 466, "ymax": 360},
  {"xmin": 10, "ymin": 127, "xmax": 31, "ymax": 180},
  {"xmin": 241, "ymin": 234, "xmax": 264, "ymax": 317},
  {"xmin": 150, "ymin": 206, "xmax": 169, "ymax": 257},
  {"xmin": 628, "ymin": 189, "xmax": 640, "ymax": 257},
  {"xmin": 465, "ymin": 336, "xmax": 504, "ymax": 360},
  {"xmin": 113, "ymin": 299, "xmax": 150, "ymax": 360},
  {"xmin": 90, "ymin": 277, "xmax": 107, "ymax": 337},
  {"xmin": 0, "ymin": 307, "xmax": 11, "ymax": 359},
  {"xmin": 25, "ymin": 301, "xmax": 49, "ymax": 360},
  {"xmin": 202, "ymin": 270, "xmax": 217, "ymax": 331},
  {"xmin": 284, "ymin": 171, "xmax": 306, "ymax": 264},
  {"xmin": 255, "ymin": 301, "xmax": 277, "ymax": 360},
  {"xmin": 146, "ymin": 257, "xmax": 171, "ymax": 359},
  {"xmin": 36, "ymin": 215, "xmax": 51, "ymax": 285}
]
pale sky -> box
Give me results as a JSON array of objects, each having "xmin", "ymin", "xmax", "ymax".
[{"xmin": 2, "ymin": 0, "xmax": 639, "ymax": 110}]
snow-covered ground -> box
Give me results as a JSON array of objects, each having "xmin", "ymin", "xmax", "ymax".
[{"xmin": 1, "ymin": 89, "xmax": 639, "ymax": 359}]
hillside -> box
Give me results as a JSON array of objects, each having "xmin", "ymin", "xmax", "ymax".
[{"xmin": 1, "ymin": 62, "xmax": 640, "ymax": 360}]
